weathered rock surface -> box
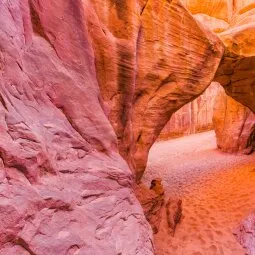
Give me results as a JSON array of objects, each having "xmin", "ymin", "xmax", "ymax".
[
  {"xmin": 136, "ymin": 180, "xmax": 183, "ymax": 237},
  {"xmin": 215, "ymin": 50, "xmax": 255, "ymax": 113},
  {"xmin": 214, "ymin": 2, "xmax": 255, "ymax": 113},
  {"xmin": 87, "ymin": 0, "xmax": 224, "ymax": 181},
  {"xmin": 0, "ymin": 1, "xmax": 153, "ymax": 254},
  {"xmin": 1, "ymin": 0, "xmax": 255, "ymax": 254},
  {"xmin": 182, "ymin": 0, "xmax": 255, "ymax": 115},
  {"xmin": 213, "ymin": 88, "xmax": 255, "ymax": 154},
  {"xmin": 135, "ymin": 181, "xmax": 164, "ymax": 234},
  {"xmin": 184, "ymin": 0, "xmax": 255, "ymax": 154},
  {"xmin": 160, "ymin": 83, "xmax": 221, "ymax": 139},
  {"xmin": 234, "ymin": 212, "xmax": 255, "ymax": 255},
  {"xmin": 166, "ymin": 198, "xmax": 182, "ymax": 236}
]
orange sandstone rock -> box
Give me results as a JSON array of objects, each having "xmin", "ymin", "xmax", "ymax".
[{"xmin": 213, "ymin": 88, "xmax": 255, "ymax": 154}]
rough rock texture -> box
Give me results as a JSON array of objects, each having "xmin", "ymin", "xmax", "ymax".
[
  {"xmin": 181, "ymin": 0, "xmax": 255, "ymax": 114},
  {"xmin": 0, "ymin": 1, "xmax": 153, "ymax": 254},
  {"xmin": 183, "ymin": 0, "xmax": 255, "ymax": 154},
  {"xmin": 135, "ymin": 181, "xmax": 183, "ymax": 237},
  {"xmin": 1, "ymin": 0, "xmax": 255, "ymax": 254},
  {"xmin": 214, "ymin": 2, "xmax": 255, "ymax": 113},
  {"xmin": 160, "ymin": 83, "xmax": 221, "ymax": 139},
  {"xmin": 87, "ymin": 0, "xmax": 224, "ymax": 181},
  {"xmin": 215, "ymin": 50, "xmax": 255, "ymax": 113},
  {"xmin": 135, "ymin": 182, "xmax": 164, "ymax": 234},
  {"xmin": 234, "ymin": 212, "xmax": 255, "ymax": 255},
  {"xmin": 213, "ymin": 88, "xmax": 255, "ymax": 154},
  {"xmin": 166, "ymin": 198, "xmax": 182, "ymax": 236}
]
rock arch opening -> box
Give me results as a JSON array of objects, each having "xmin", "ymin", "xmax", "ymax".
[{"xmin": 141, "ymin": 88, "xmax": 255, "ymax": 254}]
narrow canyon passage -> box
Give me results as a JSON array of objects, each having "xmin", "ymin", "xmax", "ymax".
[{"xmin": 143, "ymin": 131, "xmax": 255, "ymax": 255}]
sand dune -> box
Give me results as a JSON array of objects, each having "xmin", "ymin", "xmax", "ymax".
[{"xmin": 143, "ymin": 131, "xmax": 255, "ymax": 255}]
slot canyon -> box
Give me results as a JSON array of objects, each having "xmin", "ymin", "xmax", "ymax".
[{"xmin": 0, "ymin": 0, "xmax": 255, "ymax": 255}]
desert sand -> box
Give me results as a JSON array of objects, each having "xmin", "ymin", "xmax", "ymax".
[{"xmin": 143, "ymin": 131, "xmax": 255, "ymax": 255}]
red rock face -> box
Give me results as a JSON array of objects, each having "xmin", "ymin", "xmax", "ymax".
[
  {"xmin": 160, "ymin": 83, "xmax": 221, "ymax": 139},
  {"xmin": 0, "ymin": 0, "xmax": 254, "ymax": 254},
  {"xmin": 86, "ymin": 0, "xmax": 224, "ymax": 181},
  {"xmin": 0, "ymin": 1, "xmax": 153, "ymax": 254},
  {"xmin": 183, "ymin": 0, "xmax": 255, "ymax": 154},
  {"xmin": 215, "ymin": 52, "xmax": 255, "ymax": 113},
  {"xmin": 213, "ymin": 88, "xmax": 255, "ymax": 154},
  {"xmin": 135, "ymin": 182, "xmax": 165, "ymax": 234}
]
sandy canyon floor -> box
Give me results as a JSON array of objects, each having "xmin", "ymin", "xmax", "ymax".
[{"xmin": 143, "ymin": 131, "xmax": 255, "ymax": 255}]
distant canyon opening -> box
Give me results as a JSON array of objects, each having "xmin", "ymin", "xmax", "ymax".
[{"xmin": 142, "ymin": 84, "xmax": 255, "ymax": 255}]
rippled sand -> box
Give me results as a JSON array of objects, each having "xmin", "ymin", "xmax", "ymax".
[{"xmin": 143, "ymin": 131, "xmax": 255, "ymax": 255}]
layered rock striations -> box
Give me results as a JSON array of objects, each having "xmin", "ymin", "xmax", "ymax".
[
  {"xmin": 213, "ymin": 88, "xmax": 255, "ymax": 154},
  {"xmin": 213, "ymin": 3, "xmax": 255, "ymax": 153},
  {"xmin": 160, "ymin": 83, "xmax": 221, "ymax": 139},
  {"xmin": 0, "ymin": 1, "xmax": 153, "ymax": 254},
  {"xmin": 87, "ymin": 0, "xmax": 224, "ymax": 181},
  {"xmin": 0, "ymin": 0, "xmax": 255, "ymax": 254},
  {"xmin": 183, "ymin": 0, "xmax": 255, "ymax": 154}
]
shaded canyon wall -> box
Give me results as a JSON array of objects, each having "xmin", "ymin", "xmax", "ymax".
[
  {"xmin": 213, "ymin": 88, "xmax": 255, "ymax": 154},
  {"xmin": 0, "ymin": 1, "xmax": 154, "ymax": 254},
  {"xmin": 160, "ymin": 83, "xmax": 221, "ymax": 139},
  {"xmin": 0, "ymin": 0, "xmax": 255, "ymax": 254}
]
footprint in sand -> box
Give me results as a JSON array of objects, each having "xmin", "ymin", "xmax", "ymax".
[
  {"xmin": 215, "ymin": 230, "xmax": 223, "ymax": 236},
  {"xmin": 208, "ymin": 244, "xmax": 218, "ymax": 253},
  {"xmin": 206, "ymin": 230, "xmax": 214, "ymax": 239},
  {"xmin": 210, "ymin": 221, "xmax": 219, "ymax": 228},
  {"xmin": 143, "ymin": 131, "xmax": 255, "ymax": 255},
  {"xmin": 198, "ymin": 235, "xmax": 206, "ymax": 245}
]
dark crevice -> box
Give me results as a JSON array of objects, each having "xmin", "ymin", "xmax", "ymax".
[
  {"xmin": 29, "ymin": 1, "xmax": 50, "ymax": 43},
  {"xmin": 16, "ymin": 61, "xmax": 23, "ymax": 71},
  {"xmin": 155, "ymin": 73, "xmax": 176, "ymax": 93},
  {"xmin": 102, "ymin": 28, "xmax": 106, "ymax": 35},
  {"xmin": 247, "ymin": 129, "xmax": 255, "ymax": 153},
  {"xmin": 15, "ymin": 237, "xmax": 37, "ymax": 255},
  {"xmin": 137, "ymin": 132, "xmax": 142, "ymax": 143},
  {"xmin": 28, "ymin": 1, "xmax": 60, "ymax": 58},
  {"xmin": 0, "ymin": 93, "xmax": 7, "ymax": 110}
]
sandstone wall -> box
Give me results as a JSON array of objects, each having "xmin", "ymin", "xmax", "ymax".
[
  {"xmin": 0, "ymin": 1, "xmax": 154, "ymax": 254},
  {"xmin": 160, "ymin": 83, "xmax": 220, "ymax": 139},
  {"xmin": 213, "ymin": 88, "xmax": 255, "ymax": 154},
  {"xmin": 0, "ymin": 0, "xmax": 255, "ymax": 254},
  {"xmin": 86, "ymin": 0, "xmax": 224, "ymax": 181}
]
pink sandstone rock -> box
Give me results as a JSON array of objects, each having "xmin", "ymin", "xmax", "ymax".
[
  {"xmin": 0, "ymin": 1, "xmax": 153, "ymax": 254},
  {"xmin": 135, "ymin": 182, "xmax": 164, "ymax": 234},
  {"xmin": 0, "ymin": 0, "xmax": 255, "ymax": 254},
  {"xmin": 166, "ymin": 198, "xmax": 182, "ymax": 236},
  {"xmin": 234, "ymin": 212, "xmax": 255, "ymax": 255}
]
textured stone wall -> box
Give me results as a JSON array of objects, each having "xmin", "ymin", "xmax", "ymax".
[
  {"xmin": 0, "ymin": 0, "xmax": 255, "ymax": 254},
  {"xmin": 160, "ymin": 83, "xmax": 221, "ymax": 139},
  {"xmin": 213, "ymin": 87, "xmax": 255, "ymax": 154},
  {"xmin": 0, "ymin": 1, "xmax": 154, "ymax": 254}
]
